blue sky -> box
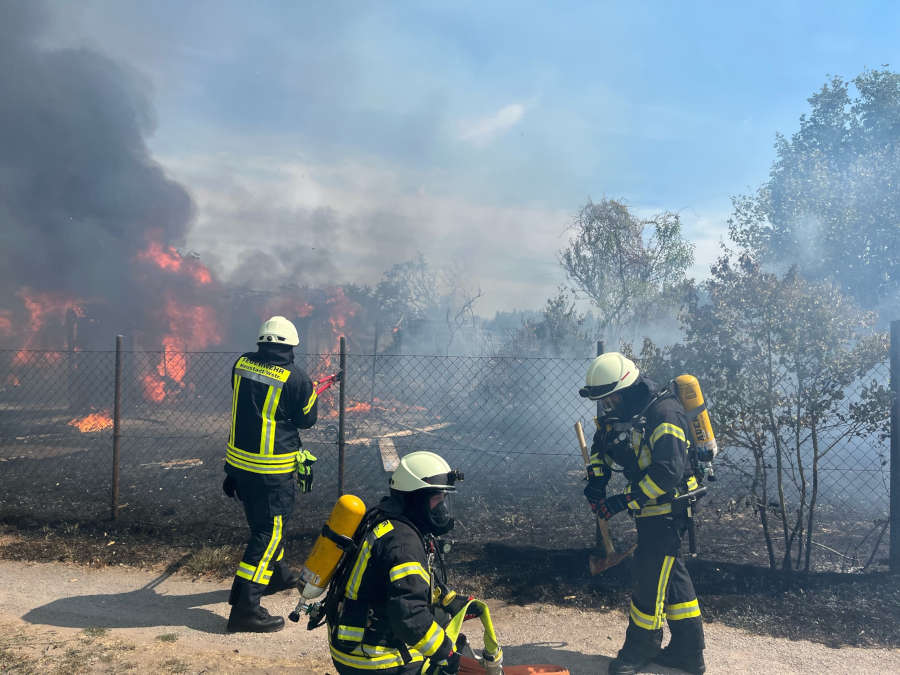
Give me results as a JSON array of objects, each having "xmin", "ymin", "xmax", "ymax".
[{"xmin": 44, "ymin": 1, "xmax": 900, "ymax": 314}]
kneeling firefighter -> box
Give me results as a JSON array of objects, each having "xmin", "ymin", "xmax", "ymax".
[
  {"xmin": 325, "ymin": 451, "xmax": 483, "ymax": 675},
  {"xmin": 580, "ymin": 353, "xmax": 706, "ymax": 675}
]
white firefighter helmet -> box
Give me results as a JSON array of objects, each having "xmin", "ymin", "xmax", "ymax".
[
  {"xmin": 257, "ymin": 315, "xmax": 300, "ymax": 346},
  {"xmin": 390, "ymin": 451, "xmax": 462, "ymax": 493},
  {"xmin": 579, "ymin": 352, "xmax": 639, "ymax": 400}
]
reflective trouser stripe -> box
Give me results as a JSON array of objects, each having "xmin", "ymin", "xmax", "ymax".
[
  {"xmin": 251, "ymin": 515, "xmax": 282, "ymax": 584},
  {"xmin": 666, "ymin": 598, "xmax": 701, "ymax": 620},
  {"xmin": 631, "ymin": 554, "xmax": 674, "ymax": 631},
  {"xmin": 329, "ymin": 643, "xmax": 424, "ymax": 670},
  {"xmin": 235, "ymin": 560, "xmax": 272, "ymax": 584}
]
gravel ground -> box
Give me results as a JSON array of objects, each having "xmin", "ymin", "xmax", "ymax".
[{"xmin": 1, "ymin": 559, "xmax": 898, "ymax": 674}]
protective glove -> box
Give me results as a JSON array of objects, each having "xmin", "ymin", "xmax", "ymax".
[
  {"xmin": 463, "ymin": 600, "xmax": 484, "ymax": 622},
  {"xmin": 583, "ymin": 477, "xmax": 607, "ymax": 509},
  {"xmin": 426, "ymin": 651, "xmax": 461, "ymax": 675},
  {"xmin": 222, "ymin": 475, "xmax": 239, "ymax": 501},
  {"xmin": 296, "ymin": 449, "xmax": 317, "ymax": 493},
  {"xmin": 444, "ymin": 592, "xmax": 479, "ymax": 619},
  {"xmin": 594, "ymin": 493, "xmax": 638, "ymax": 520}
]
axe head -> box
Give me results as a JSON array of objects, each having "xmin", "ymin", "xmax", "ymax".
[{"xmin": 589, "ymin": 543, "xmax": 636, "ymax": 575}]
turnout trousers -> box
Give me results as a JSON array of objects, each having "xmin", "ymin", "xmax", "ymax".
[
  {"xmin": 228, "ymin": 470, "xmax": 296, "ymax": 611},
  {"xmin": 628, "ymin": 513, "xmax": 704, "ymax": 645}
]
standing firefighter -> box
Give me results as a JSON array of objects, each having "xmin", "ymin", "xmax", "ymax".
[
  {"xmin": 580, "ymin": 352, "xmax": 706, "ymax": 675},
  {"xmin": 222, "ymin": 315, "xmax": 320, "ymax": 633},
  {"xmin": 327, "ymin": 451, "xmax": 479, "ymax": 675}
]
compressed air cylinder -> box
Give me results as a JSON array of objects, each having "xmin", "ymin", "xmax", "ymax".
[
  {"xmin": 675, "ymin": 374, "xmax": 718, "ymax": 462},
  {"xmin": 299, "ymin": 494, "xmax": 366, "ymax": 599}
]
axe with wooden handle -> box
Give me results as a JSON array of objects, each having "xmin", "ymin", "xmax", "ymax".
[{"xmin": 575, "ymin": 421, "xmax": 636, "ymax": 575}]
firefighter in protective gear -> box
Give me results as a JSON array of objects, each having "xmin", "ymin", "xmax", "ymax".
[
  {"xmin": 580, "ymin": 352, "xmax": 706, "ymax": 675},
  {"xmin": 327, "ymin": 451, "xmax": 477, "ymax": 675},
  {"xmin": 223, "ymin": 316, "xmax": 320, "ymax": 633}
]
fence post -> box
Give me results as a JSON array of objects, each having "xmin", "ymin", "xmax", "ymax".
[
  {"xmin": 111, "ymin": 334, "xmax": 123, "ymax": 520},
  {"xmin": 338, "ymin": 336, "xmax": 346, "ymax": 497},
  {"xmin": 891, "ymin": 320, "xmax": 900, "ymax": 571},
  {"xmin": 370, "ymin": 319, "xmax": 378, "ymax": 406}
]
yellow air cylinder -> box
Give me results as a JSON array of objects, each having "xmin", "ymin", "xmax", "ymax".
[
  {"xmin": 675, "ymin": 374, "xmax": 718, "ymax": 462},
  {"xmin": 299, "ymin": 494, "xmax": 366, "ymax": 599}
]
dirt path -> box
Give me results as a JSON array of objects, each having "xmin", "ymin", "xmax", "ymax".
[{"xmin": 0, "ymin": 559, "xmax": 897, "ymax": 674}]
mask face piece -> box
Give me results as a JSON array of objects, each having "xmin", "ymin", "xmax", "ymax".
[
  {"xmin": 599, "ymin": 392, "xmax": 622, "ymax": 415},
  {"xmin": 426, "ymin": 493, "xmax": 454, "ymax": 536}
]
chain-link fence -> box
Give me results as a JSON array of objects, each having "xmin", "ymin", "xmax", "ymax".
[{"xmin": 0, "ymin": 346, "xmax": 893, "ymax": 572}]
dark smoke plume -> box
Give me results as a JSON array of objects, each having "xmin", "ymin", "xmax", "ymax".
[{"xmin": 0, "ymin": 1, "xmax": 199, "ymax": 346}]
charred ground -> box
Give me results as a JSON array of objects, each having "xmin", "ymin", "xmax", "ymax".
[{"xmin": 2, "ymin": 512, "xmax": 897, "ymax": 651}]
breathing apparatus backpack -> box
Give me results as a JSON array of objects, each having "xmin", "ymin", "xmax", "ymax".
[
  {"xmin": 673, "ymin": 374, "xmax": 718, "ymax": 482},
  {"xmin": 288, "ymin": 494, "xmax": 368, "ymax": 627}
]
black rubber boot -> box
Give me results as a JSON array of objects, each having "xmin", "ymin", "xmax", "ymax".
[
  {"xmin": 262, "ymin": 564, "xmax": 302, "ymax": 595},
  {"xmin": 608, "ymin": 624, "xmax": 662, "ymax": 675},
  {"xmin": 654, "ymin": 619, "xmax": 706, "ymax": 674},
  {"xmin": 226, "ymin": 604, "xmax": 285, "ymax": 633}
]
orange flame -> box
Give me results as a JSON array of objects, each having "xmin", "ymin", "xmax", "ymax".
[
  {"xmin": 10, "ymin": 288, "xmax": 85, "ymax": 355},
  {"xmin": 68, "ymin": 410, "xmax": 114, "ymax": 432},
  {"xmin": 5, "ymin": 374, "xmax": 20, "ymax": 387},
  {"xmin": 136, "ymin": 239, "xmax": 214, "ymax": 286},
  {"xmin": 136, "ymin": 241, "xmax": 183, "ymax": 272},
  {"xmin": 159, "ymin": 336, "xmax": 187, "ymax": 383},
  {"xmin": 142, "ymin": 374, "xmax": 166, "ymax": 403}
]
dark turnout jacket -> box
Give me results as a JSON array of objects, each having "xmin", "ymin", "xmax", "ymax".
[
  {"xmin": 589, "ymin": 377, "xmax": 698, "ymax": 517},
  {"xmin": 226, "ymin": 344, "xmax": 318, "ymax": 476},
  {"xmin": 329, "ymin": 497, "xmax": 463, "ymax": 672}
]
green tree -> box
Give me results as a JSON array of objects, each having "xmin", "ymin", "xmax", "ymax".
[
  {"xmin": 681, "ymin": 251, "xmax": 887, "ymax": 574},
  {"xmin": 731, "ymin": 68, "xmax": 900, "ymax": 307},
  {"xmin": 560, "ymin": 199, "xmax": 694, "ymax": 342}
]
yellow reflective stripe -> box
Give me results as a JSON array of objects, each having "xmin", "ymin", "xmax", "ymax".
[
  {"xmin": 345, "ymin": 534, "xmax": 375, "ymax": 600},
  {"xmin": 276, "ymin": 548, "xmax": 284, "ymax": 562},
  {"xmin": 235, "ymin": 561, "xmax": 256, "ymax": 581},
  {"xmin": 258, "ymin": 385, "xmax": 276, "ymax": 455},
  {"xmin": 650, "ymin": 422, "xmax": 686, "ymax": 447},
  {"xmin": 229, "ymin": 374, "xmax": 240, "ymax": 446},
  {"xmin": 336, "ymin": 625, "xmax": 364, "ymax": 642},
  {"xmin": 637, "ymin": 445, "xmax": 651, "ymax": 469},
  {"xmin": 329, "ymin": 644, "xmax": 423, "ymax": 670},
  {"xmin": 629, "ymin": 601, "xmax": 657, "ymax": 630},
  {"xmin": 441, "ymin": 590, "xmax": 458, "ymax": 607},
  {"xmin": 635, "ymin": 503, "xmax": 673, "ymax": 518},
  {"xmin": 253, "ymin": 516, "xmax": 282, "ymax": 583},
  {"xmin": 389, "ymin": 562, "xmax": 430, "ymax": 585},
  {"xmin": 411, "ymin": 621, "xmax": 444, "ymax": 657},
  {"xmin": 666, "ymin": 599, "xmax": 701, "ymax": 620},
  {"xmin": 225, "ymin": 452, "xmax": 297, "ymax": 474},
  {"xmin": 654, "ymin": 555, "xmax": 675, "ymax": 628},
  {"xmin": 225, "ymin": 444, "xmax": 298, "ymax": 465},
  {"xmin": 687, "ymin": 475, "xmax": 699, "ymax": 490},
  {"xmin": 639, "ymin": 473, "xmax": 666, "ymax": 499},
  {"xmin": 302, "ymin": 388, "xmax": 318, "ymax": 415}
]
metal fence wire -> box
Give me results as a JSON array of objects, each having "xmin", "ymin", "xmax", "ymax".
[{"xmin": 0, "ymin": 348, "xmax": 892, "ymax": 573}]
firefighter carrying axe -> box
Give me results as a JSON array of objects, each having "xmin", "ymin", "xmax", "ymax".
[{"xmin": 575, "ymin": 421, "xmax": 636, "ymax": 575}]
